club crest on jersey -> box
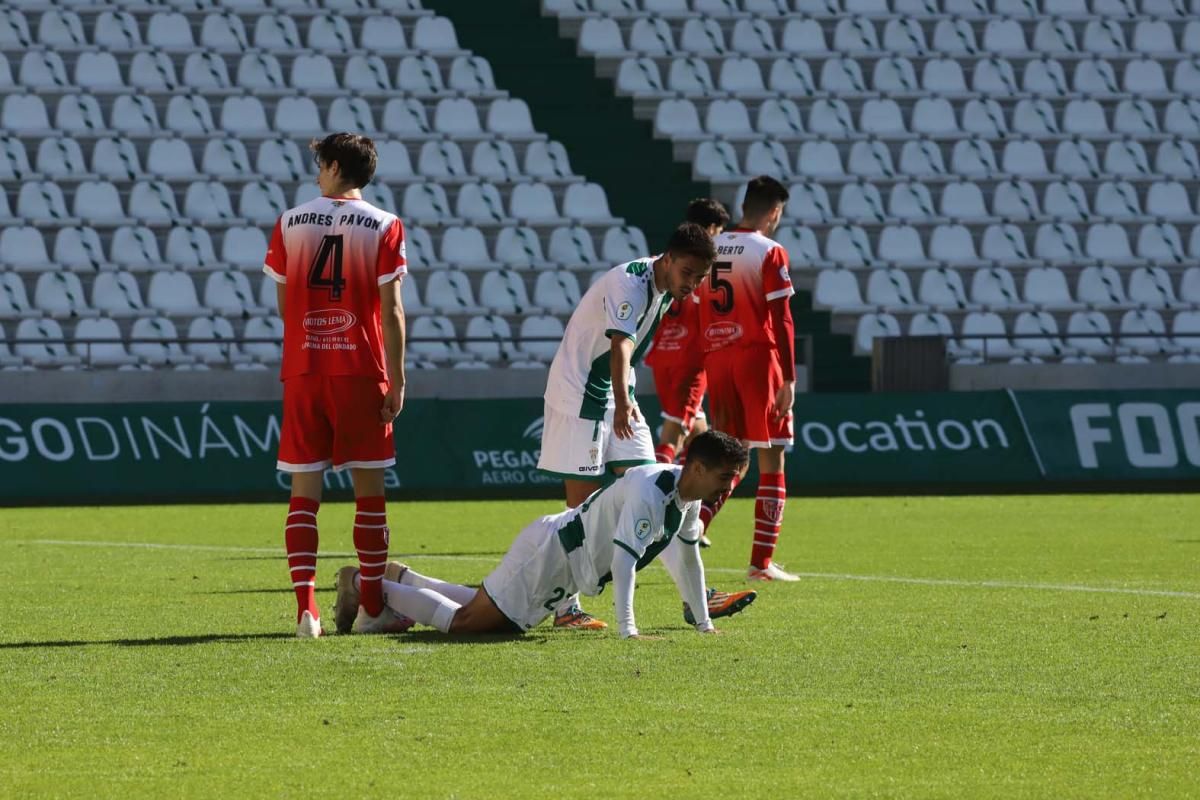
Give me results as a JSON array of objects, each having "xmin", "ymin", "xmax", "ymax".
[
  {"xmin": 760, "ymin": 499, "xmax": 785, "ymax": 524},
  {"xmin": 303, "ymin": 309, "xmax": 357, "ymax": 335},
  {"xmin": 635, "ymin": 519, "xmax": 652, "ymax": 540},
  {"xmin": 616, "ymin": 301, "xmax": 633, "ymax": 321}
]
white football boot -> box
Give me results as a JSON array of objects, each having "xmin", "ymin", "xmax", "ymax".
[
  {"xmin": 296, "ymin": 610, "xmax": 323, "ymax": 638},
  {"xmin": 747, "ymin": 562, "xmax": 801, "ymax": 582}
]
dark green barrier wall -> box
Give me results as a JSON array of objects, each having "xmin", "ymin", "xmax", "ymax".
[{"xmin": 0, "ymin": 390, "xmax": 1196, "ymax": 503}]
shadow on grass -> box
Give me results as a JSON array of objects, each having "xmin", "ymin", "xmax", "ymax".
[
  {"xmin": 393, "ymin": 629, "xmax": 542, "ymax": 646},
  {"xmin": 221, "ymin": 551, "xmax": 505, "ymax": 562},
  {"xmin": 0, "ymin": 632, "xmax": 293, "ymax": 649}
]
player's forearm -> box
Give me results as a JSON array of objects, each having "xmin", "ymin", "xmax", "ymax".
[
  {"xmin": 609, "ymin": 336, "xmax": 635, "ymax": 406},
  {"xmin": 769, "ymin": 297, "xmax": 796, "ymax": 382},
  {"xmin": 382, "ymin": 306, "xmax": 406, "ymax": 387},
  {"xmin": 674, "ymin": 540, "xmax": 713, "ymax": 632},
  {"xmin": 610, "ymin": 546, "xmax": 639, "ymax": 638}
]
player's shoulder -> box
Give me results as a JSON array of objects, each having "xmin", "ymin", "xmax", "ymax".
[
  {"xmin": 342, "ymin": 198, "xmax": 400, "ymax": 226},
  {"xmin": 625, "ymin": 463, "xmax": 680, "ymax": 498}
]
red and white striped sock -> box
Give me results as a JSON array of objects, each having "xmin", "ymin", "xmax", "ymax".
[
  {"xmin": 699, "ymin": 471, "xmax": 742, "ymax": 533},
  {"xmin": 285, "ymin": 496, "xmax": 320, "ymax": 623},
  {"xmin": 751, "ymin": 472, "xmax": 787, "ymax": 569},
  {"xmin": 654, "ymin": 443, "xmax": 676, "ymax": 464},
  {"xmin": 354, "ymin": 496, "xmax": 389, "ymax": 617}
]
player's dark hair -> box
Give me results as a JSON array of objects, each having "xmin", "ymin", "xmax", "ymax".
[
  {"xmin": 741, "ymin": 175, "xmax": 790, "ymax": 219},
  {"xmin": 685, "ymin": 198, "xmax": 730, "ymax": 231},
  {"xmin": 310, "ymin": 132, "xmax": 377, "ymax": 189},
  {"xmin": 686, "ymin": 431, "xmax": 749, "ymax": 470},
  {"xmin": 665, "ymin": 222, "xmax": 717, "ymax": 264}
]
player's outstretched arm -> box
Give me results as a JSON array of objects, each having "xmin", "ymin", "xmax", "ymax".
[
  {"xmin": 768, "ymin": 295, "xmax": 796, "ymax": 424},
  {"xmin": 669, "ymin": 537, "xmax": 716, "ymax": 634},
  {"xmin": 379, "ymin": 279, "xmax": 406, "ymax": 423},
  {"xmin": 610, "ymin": 542, "xmax": 647, "ymax": 639}
]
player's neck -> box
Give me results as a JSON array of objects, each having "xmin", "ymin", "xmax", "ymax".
[
  {"xmin": 651, "ymin": 255, "xmax": 668, "ymax": 293},
  {"xmin": 734, "ymin": 218, "xmax": 770, "ymax": 235},
  {"xmin": 324, "ymin": 188, "xmax": 363, "ymax": 200}
]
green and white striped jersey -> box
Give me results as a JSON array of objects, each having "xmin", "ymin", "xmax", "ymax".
[
  {"xmin": 550, "ymin": 464, "xmax": 707, "ymax": 636},
  {"xmin": 543, "ymin": 258, "xmax": 672, "ymax": 421}
]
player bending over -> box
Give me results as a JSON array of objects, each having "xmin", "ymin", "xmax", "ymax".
[
  {"xmin": 334, "ymin": 432, "xmax": 757, "ymax": 638},
  {"xmin": 536, "ymin": 222, "xmax": 714, "ymax": 630},
  {"xmin": 265, "ymin": 133, "xmax": 412, "ymax": 638},
  {"xmin": 646, "ymin": 198, "xmax": 730, "ymax": 472}
]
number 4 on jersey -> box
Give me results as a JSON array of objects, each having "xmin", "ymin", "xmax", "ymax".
[{"xmin": 307, "ymin": 234, "xmax": 346, "ymax": 301}]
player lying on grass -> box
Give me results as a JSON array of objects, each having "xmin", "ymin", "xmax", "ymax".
[{"xmin": 334, "ymin": 431, "xmax": 757, "ymax": 639}]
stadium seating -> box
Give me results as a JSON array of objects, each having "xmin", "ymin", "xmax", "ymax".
[
  {"xmin": 0, "ymin": 4, "xmax": 638, "ymax": 370},
  {"xmin": 543, "ymin": 0, "xmax": 1200, "ymax": 364}
]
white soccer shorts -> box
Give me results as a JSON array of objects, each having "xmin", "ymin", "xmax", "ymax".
[
  {"xmin": 536, "ymin": 402, "xmax": 655, "ymax": 481},
  {"xmin": 481, "ymin": 514, "xmax": 577, "ymax": 631}
]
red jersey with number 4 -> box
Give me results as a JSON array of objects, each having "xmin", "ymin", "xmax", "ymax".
[
  {"xmin": 264, "ymin": 195, "xmax": 406, "ymax": 381},
  {"xmin": 696, "ymin": 229, "xmax": 793, "ymax": 354},
  {"xmin": 645, "ymin": 293, "xmax": 704, "ymax": 371}
]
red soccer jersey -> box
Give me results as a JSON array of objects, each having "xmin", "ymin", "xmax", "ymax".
[
  {"xmin": 695, "ymin": 229, "xmax": 793, "ymax": 354},
  {"xmin": 645, "ymin": 292, "xmax": 704, "ymax": 370},
  {"xmin": 264, "ymin": 195, "xmax": 406, "ymax": 381}
]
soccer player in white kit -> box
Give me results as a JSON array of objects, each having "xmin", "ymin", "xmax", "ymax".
[
  {"xmin": 333, "ymin": 432, "xmax": 756, "ymax": 638},
  {"xmin": 537, "ymin": 223, "xmax": 714, "ymax": 629}
]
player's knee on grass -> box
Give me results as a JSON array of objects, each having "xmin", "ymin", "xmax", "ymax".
[{"xmin": 447, "ymin": 588, "xmax": 515, "ymax": 634}]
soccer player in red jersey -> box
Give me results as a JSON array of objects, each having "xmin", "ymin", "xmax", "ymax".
[
  {"xmin": 694, "ymin": 176, "xmax": 801, "ymax": 582},
  {"xmin": 263, "ymin": 133, "xmax": 412, "ymax": 637},
  {"xmin": 646, "ymin": 199, "xmax": 730, "ymax": 472}
]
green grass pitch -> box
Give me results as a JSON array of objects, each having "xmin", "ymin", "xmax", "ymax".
[{"xmin": 1, "ymin": 495, "xmax": 1198, "ymax": 798}]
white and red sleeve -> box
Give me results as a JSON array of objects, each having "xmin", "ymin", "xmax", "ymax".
[
  {"xmin": 761, "ymin": 245, "xmax": 793, "ymax": 302},
  {"xmin": 263, "ymin": 218, "xmax": 286, "ymax": 284},
  {"xmin": 376, "ymin": 217, "xmax": 407, "ymax": 286}
]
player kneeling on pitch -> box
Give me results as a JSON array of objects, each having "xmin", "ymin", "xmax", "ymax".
[{"xmin": 334, "ymin": 431, "xmax": 755, "ymax": 638}]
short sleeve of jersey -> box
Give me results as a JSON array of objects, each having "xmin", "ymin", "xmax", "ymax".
[
  {"xmin": 263, "ymin": 218, "xmax": 286, "ymax": 284},
  {"xmin": 675, "ymin": 503, "xmax": 702, "ymax": 546},
  {"xmin": 376, "ymin": 218, "xmax": 407, "ymax": 286},
  {"xmin": 761, "ymin": 245, "xmax": 793, "ymax": 302},
  {"xmin": 604, "ymin": 270, "xmax": 648, "ymax": 342},
  {"xmin": 611, "ymin": 481, "xmax": 661, "ymax": 561}
]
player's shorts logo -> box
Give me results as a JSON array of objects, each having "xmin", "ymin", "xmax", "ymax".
[
  {"xmin": 704, "ymin": 322, "xmax": 743, "ymax": 344},
  {"xmin": 616, "ymin": 301, "xmax": 633, "ymax": 321},
  {"xmin": 635, "ymin": 518, "xmax": 652, "ymax": 540},
  {"xmin": 760, "ymin": 499, "xmax": 785, "ymax": 523},
  {"xmin": 303, "ymin": 309, "xmax": 358, "ymax": 336}
]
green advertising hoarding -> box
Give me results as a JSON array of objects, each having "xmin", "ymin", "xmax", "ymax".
[{"xmin": 0, "ymin": 389, "xmax": 1196, "ymax": 503}]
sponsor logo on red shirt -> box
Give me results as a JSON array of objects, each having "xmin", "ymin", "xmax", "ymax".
[
  {"xmin": 704, "ymin": 321, "xmax": 743, "ymax": 345},
  {"xmin": 303, "ymin": 309, "xmax": 358, "ymax": 335}
]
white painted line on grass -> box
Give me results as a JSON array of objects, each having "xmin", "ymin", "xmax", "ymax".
[
  {"xmin": 704, "ymin": 567, "xmax": 1200, "ymax": 600},
  {"xmin": 8, "ymin": 538, "xmax": 1200, "ymax": 600}
]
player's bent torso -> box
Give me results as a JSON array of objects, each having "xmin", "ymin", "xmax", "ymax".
[
  {"xmin": 266, "ymin": 196, "xmax": 405, "ymax": 381},
  {"xmin": 548, "ymin": 464, "xmax": 699, "ymax": 595},
  {"xmin": 544, "ymin": 259, "xmax": 671, "ymax": 421},
  {"xmin": 697, "ymin": 230, "xmax": 792, "ymax": 356}
]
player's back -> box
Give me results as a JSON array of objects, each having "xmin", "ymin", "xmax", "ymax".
[
  {"xmin": 697, "ymin": 229, "xmax": 792, "ymax": 354},
  {"xmin": 264, "ymin": 195, "xmax": 406, "ymax": 381}
]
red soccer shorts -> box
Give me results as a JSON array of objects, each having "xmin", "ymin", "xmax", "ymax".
[
  {"xmin": 277, "ymin": 374, "xmax": 396, "ymax": 472},
  {"xmin": 704, "ymin": 346, "xmax": 794, "ymax": 448},
  {"xmin": 652, "ymin": 362, "xmax": 707, "ymax": 430}
]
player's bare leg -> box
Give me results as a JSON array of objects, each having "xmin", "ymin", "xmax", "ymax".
[
  {"xmin": 553, "ymin": 477, "xmax": 608, "ymax": 630},
  {"xmin": 286, "ymin": 471, "xmax": 324, "ymax": 638},
  {"xmin": 747, "ymin": 445, "xmax": 798, "ymax": 582}
]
